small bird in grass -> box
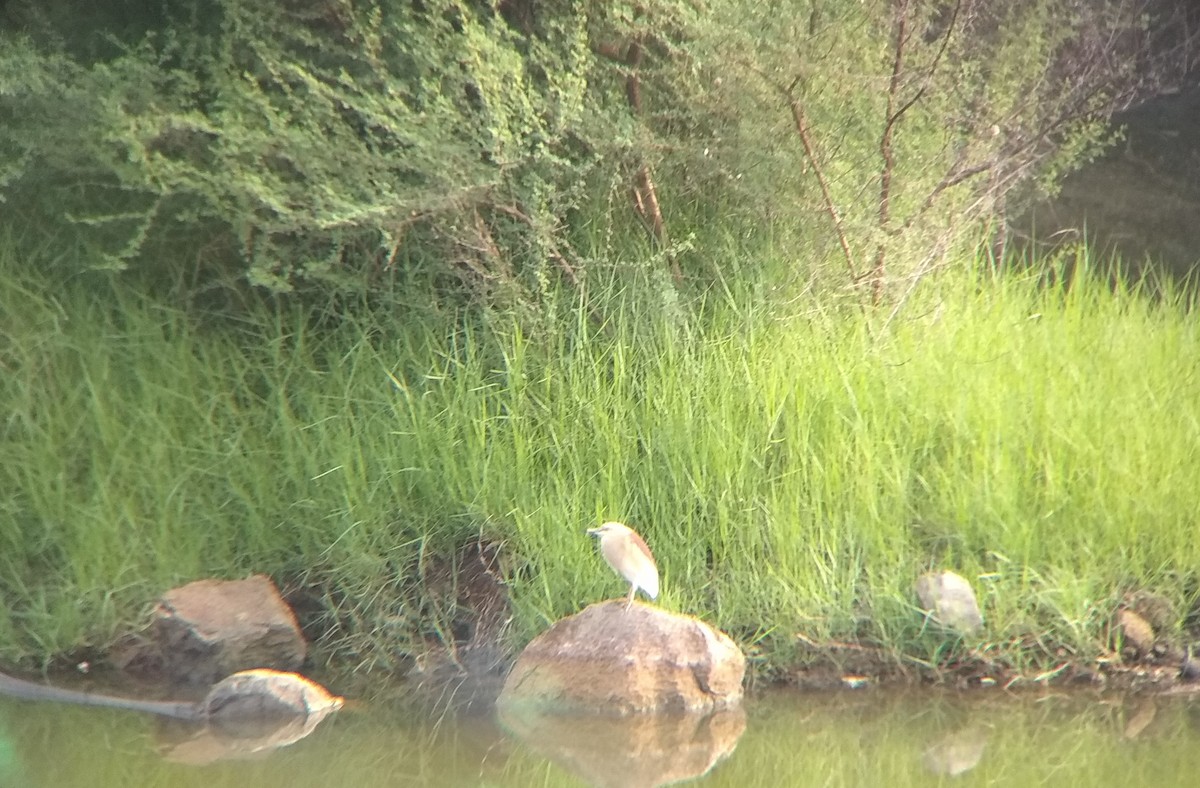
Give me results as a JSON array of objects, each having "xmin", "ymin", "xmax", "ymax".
[{"xmin": 586, "ymin": 521, "xmax": 659, "ymax": 610}]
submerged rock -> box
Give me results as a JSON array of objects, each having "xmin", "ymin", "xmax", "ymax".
[
  {"xmin": 152, "ymin": 575, "xmax": 308, "ymax": 684},
  {"xmin": 0, "ymin": 666, "xmax": 343, "ymax": 761},
  {"xmin": 498, "ymin": 600, "xmax": 744, "ymax": 714},
  {"xmin": 202, "ymin": 668, "xmax": 344, "ymax": 721},
  {"xmin": 915, "ymin": 571, "xmax": 984, "ymax": 635},
  {"xmin": 164, "ymin": 670, "xmax": 343, "ymax": 763},
  {"xmin": 0, "ymin": 667, "xmax": 341, "ymax": 724}
]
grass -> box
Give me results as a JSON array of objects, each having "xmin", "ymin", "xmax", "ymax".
[{"xmin": 1, "ymin": 236, "xmax": 1198, "ymax": 676}]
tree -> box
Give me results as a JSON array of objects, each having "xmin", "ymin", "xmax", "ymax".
[
  {"xmin": 691, "ymin": 0, "xmax": 1197, "ymax": 306},
  {"xmin": 2, "ymin": 0, "xmax": 1193, "ymax": 311}
]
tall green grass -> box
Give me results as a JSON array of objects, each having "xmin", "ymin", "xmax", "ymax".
[{"xmin": 1, "ymin": 239, "xmax": 1197, "ymax": 673}]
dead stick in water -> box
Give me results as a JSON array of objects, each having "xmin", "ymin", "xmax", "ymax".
[{"xmin": 0, "ymin": 669, "xmax": 201, "ymax": 720}]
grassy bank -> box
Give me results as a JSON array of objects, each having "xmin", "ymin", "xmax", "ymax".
[{"xmin": 1, "ymin": 241, "xmax": 1198, "ymax": 677}]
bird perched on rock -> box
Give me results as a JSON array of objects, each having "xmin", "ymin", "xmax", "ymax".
[{"xmin": 586, "ymin": 521, "xmax": 659, "ymax": 609}]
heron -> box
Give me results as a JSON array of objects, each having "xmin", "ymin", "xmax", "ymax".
[{"xmin": 586, "ymin": 521, "xmax": 659, "ymax": 609}]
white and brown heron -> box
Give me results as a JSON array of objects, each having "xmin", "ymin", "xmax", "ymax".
[{"xmin": 586, "ymin": 521, "xmax": 659, "ymax": 609}]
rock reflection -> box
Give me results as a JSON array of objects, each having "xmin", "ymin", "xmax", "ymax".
[
  {"xmin": 498, "ymin": 705, "xmax": 745, "ymax": 788},
  {"xmin": 1122, "ymin": 698, "xmax": 1158, "ymax": 740},
  {"xmin": 922, "ymin": 725, "xmax": 988, "ymax": 777},
  {"xmin": 157, "ymin": 701, "xmax": 341, "ymax": 765}
]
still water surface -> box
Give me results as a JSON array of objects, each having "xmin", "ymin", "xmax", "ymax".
[{"xmin": 2, "ymin": 684, "xmax": 1198, "ymax": 786}]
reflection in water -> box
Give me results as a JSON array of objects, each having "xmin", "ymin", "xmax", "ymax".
[
  {"xmin": 922, "ymin": 725, "xmax": 988, "ymax": 776},
  {"xmin": 497, "ymin": 705, "xmax": 745, "ymax": 787},
  {"xmin": 1122, "ymin": 698, "xmax": 1158, "ymax": 740},
  {"xmin": 5, "ymin": 686, "xmax": 1200, "ymax": 786},
  {"xmin": 0, "ymin": 668, "xmax": 344, "ymax": 769},
  {"xmin": 156, "ymin": 706, "xmax": 341, "ymax": 765}
]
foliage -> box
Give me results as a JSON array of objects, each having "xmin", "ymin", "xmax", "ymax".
[
  {"xmin": 0, "ymin": 1, "xmax": 632, "ymax": 302},
  {"xmin": 683, "ymin": 0, "xmax": 1192, "ymax": 299},
  {"xmin": 1, "ymin": 0, "xmax": 1190, "ymax": 308}
]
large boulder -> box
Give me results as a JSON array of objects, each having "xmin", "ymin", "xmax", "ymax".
[
  {"xmin": 498, "ymin": 601, "xmax": 744, "ymax": 714},
  {"xmin": 152, "ymin": 575, "xmax": 307, "ymax": 684}
]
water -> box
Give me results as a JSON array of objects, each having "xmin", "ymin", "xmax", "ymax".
[{"xmin": 2, "ymin": 685, "xmax": 1199, "ymax": 786}]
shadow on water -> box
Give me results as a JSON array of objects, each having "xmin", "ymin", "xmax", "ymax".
[{"xmin": 5, "ymin": 681, "xmax": 1200, "ymax": 786}]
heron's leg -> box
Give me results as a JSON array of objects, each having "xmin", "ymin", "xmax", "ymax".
[{"xmin": 625, "ymin": 584, "xmax": 635, "ymax": 610}]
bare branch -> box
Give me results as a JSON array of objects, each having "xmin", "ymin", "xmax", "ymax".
[
  {"xmin": 784, "ymin": 78, "xmax": 860, "ymax": 282},
  {"xmin": 887, "ymin": 0, "xmax": 962, "ymax": 126},
  {"xmin": 873, "ymin": 0, "xmax": 912, "ymax": 304}
]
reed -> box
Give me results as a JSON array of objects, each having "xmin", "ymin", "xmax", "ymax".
[{"xmin": 2, "ymin": 239, "xmax": 1197, "ymax": 673}]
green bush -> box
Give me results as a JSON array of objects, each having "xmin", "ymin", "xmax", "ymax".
[
  {"xmin": 1, "ymin": 1, "xmax": 1179, "ymax": 309},
  {"xmin": 0, "ymin": 1, "xmax": 630, "ymax": 299}
]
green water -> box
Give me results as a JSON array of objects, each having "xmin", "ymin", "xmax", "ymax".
[{"xmin": 2, "ymin": 687, "xmax": 1198, "ymax": 786}]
